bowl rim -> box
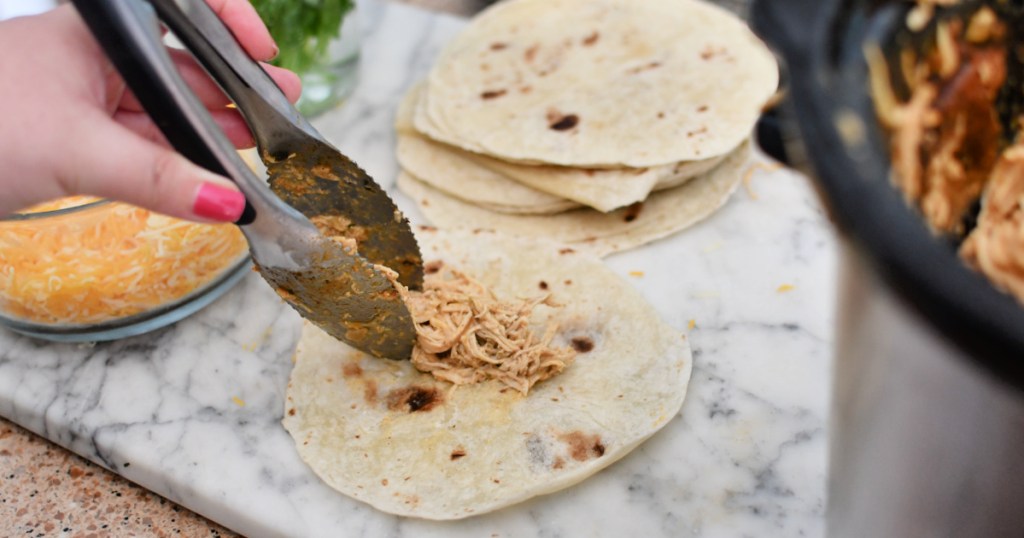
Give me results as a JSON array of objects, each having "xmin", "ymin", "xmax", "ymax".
[{"xmin": 3, "ymin": 198, "xmax": 113, "ymax": 222}]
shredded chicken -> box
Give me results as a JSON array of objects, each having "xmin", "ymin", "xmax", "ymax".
[
  {"xmin": 397, "ymin": 266, "xmax": 576, "ymax": 395},
  {"xmin": 960, "ymin": 143, "xmax": 1024, "ymax": 301},
  {"xmin": 880, "ymin": 11, "xmax": 1005, "ymax": 234}
]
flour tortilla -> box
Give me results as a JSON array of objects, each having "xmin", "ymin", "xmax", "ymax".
[
  {"xmin": 415, "ymin": 0, "xmax": 777, "ymax": 167},
  {"xmin": 399, "ymin": 141, "xmax": 749, "ymax": 257},
  {"xmin": 283, "ymin": 228, "xmax": 692, "ymax": 520},
  {"xmin": 398, "ymin": 84, "xmax": 724, "ymax": 212},
  {"xmin": 398, "ymin": 132, "xmax": 579, "ymax": 214}
]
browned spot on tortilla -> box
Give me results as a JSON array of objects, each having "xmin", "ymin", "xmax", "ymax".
[
  {"xmin": 700, "ymin": 45, "xmax": 726, "ymax": 60},
  {"xmin": 687, "ymin": 126, "xmax": 709, "ymax": 138},
  {"xmin": 582, "ymin": 31, "xmax": 600, "ymax": 46},
  {"xmin": 424, "ymin": 260, "xmax": 444, "ymax": 274},
  {"xmin": 481, "ymin": 89, "xmax": 507, "ymax": 99},
  {"xmin": 560, "ymin": 431, "xmax": 606, "ymax": 462},
  {"xmin": 490, "ymin": 42, "xmax": 508, "ymax": 51},
  {"xmin": 552, "ymin": 457, "xmax": 565, "ymax": 470},
  {"xmin": 386, "ymin": 385, "xmax": 444, "ymax": 413},
  {"xmin": 551, "ymin": 397, "xmax": 560, "ymax": 402},
  {"xmin": 564, "ymin": 279, "xmax": 573, "ymax": 285},
  {"xmin": 492, "ymin": 478, "xmax": 501, "ymax": 484},
  {"xmin": 480, "ymin": 63, "xmax": 491, "ymax": 71},
  {"xmin": 520, "ymin": 85, "xmax": 533, "ymax": 94},
  {"xmin": 559, "ymin": 248, "xmax": 576, "ymax": 255},
  {"xmin": 451, "ymin": 447, "xmax": 467, "ymax": 460},
  {"xmin": 697, "ymin": 105, "xmax": 709, "ymax": 112},
  {"xmin": 539, "ymin": 280, "xmax": 549, "ymax": 290},
  {"xmin": 287, "ymin": 408, "xmax": 296, "ymax": 416},
  {"xmin": 342, "ymin": 363, "xmax": 363, "ymax": 378},
  {"xmin": 364, "ymin": 380, "xmax": 378, "ymax": 405},
  {"xmin": 628, "ymin": 61, "xmax": 662, "ymax": 74},
  {"xmin": 547, "ymin": 111, "xmax": 579, "ymax": 131},
  {"xmin": 525, "ymin": 44, "xmax": 539, "ymax": 62},
  {"xmin": 657, "ymin": 112, "xmax": 665, "ymax": 119},
  {"xmin": 570, "ymin": 337, "xmax": 595, "ymax": 353},
  {"xmin": 623, "ymin": 202, "xmax": 644, "ymax": 222}
]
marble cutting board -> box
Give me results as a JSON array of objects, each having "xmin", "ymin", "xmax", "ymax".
[{"xmin": 0, "ymin": 2, "xmax": 837, "ymax": 536}]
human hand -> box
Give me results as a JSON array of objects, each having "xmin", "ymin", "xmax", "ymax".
[{"xmin": 0, "ymin": 0, "xmax": 301, "ymax": 222}]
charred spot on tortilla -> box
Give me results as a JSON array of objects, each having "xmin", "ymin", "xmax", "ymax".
[
  {"xmin": 549, "ymin": 113, "xmax": 580, "ymax": 131},
  {"xmin": 570, "ymin": 336, "xmax": 595, "ymax": 353},
  {"xmin": 342, "ymin": 362, "xmax": 363, "ymax": 378},
  {"xmin": 623, "ymin": 202, "xmax": 644, "ymax": 223},
  {"xmin": 364, "ymin": 380, "xmax": 379, "ymax": 405},
  {"xmin": 582, "ymin": 31, "xmax": 599, "ymax": 46},
  {"xmin": 423, "ymin": 260, "xmax": 444, "ymax": 274},
  {"xmin": 628, "ymin": 61, "xmax": 662, "ymax": 75},
  {"xmin": 560, "ymin": 431, "xmax": 605, "ymax": 462},
  {"xmin": 450, "ymin": 447, "xmax": 467, "ymax": 460},
  {"xmin": 287, "ymin": 408, "xmax": 296, "ymax": 416},
  {"xmin": 490, "ymin": 42, "xmax": 508, "ymax": 51},
  {"xmin": 559, "ymin": 248, "xmax": 575, "ymax": 255},
  {"xmin": 386, "ymin": 385, "xmax": 443, "ymax": 413},
  {"xmin": 539, "ymin": 280, "xmax": 549, "ymax": 290},
  {"xmin": 524, "ymin": 44, "xmax": 539, "ymax": 62},
  {"xmin": 481, "ymin": 89, "xmax": 508, "ymax": 100}
]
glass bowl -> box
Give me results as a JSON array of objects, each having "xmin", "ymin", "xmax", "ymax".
[{"xmin": 0, "ymin": 197, "xmax": 250, "ymax": 342}]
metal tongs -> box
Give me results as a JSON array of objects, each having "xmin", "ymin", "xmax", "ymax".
[{"xmin": 70, "ymin": 0, "xmax": 423, "ymax": 360}]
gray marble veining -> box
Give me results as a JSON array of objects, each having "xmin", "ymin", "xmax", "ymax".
[{"xmin": 0, "ymin": 2, "xmax": 835, "ymax": 536}]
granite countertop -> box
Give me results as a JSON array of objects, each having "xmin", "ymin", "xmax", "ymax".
[{"xmin": 1, "ymin": 1, "xmax": 825, "ymax": 537}]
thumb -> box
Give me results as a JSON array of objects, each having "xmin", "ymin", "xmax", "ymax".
[{"xmin": 59, "ymin": 115, "xmax": 246, "ymax": 223}]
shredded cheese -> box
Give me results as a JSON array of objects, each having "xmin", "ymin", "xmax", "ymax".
[{"xmin": 0, "ymin": 198, "xmax": 247, "ymax": 325}]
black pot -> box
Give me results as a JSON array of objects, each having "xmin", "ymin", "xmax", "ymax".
[{"xmin": 750, "ymin": 1, "xmax": 1024, "ymax": 536}]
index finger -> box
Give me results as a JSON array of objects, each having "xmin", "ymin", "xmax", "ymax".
[{"xmin": 205, "ymin": 0, "xmax": 278, "ymax": 61}]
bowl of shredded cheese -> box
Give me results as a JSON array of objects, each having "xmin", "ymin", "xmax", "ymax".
[{"xmin": 0, "ymin": 196, "xmax": 250, "ymax": 342}]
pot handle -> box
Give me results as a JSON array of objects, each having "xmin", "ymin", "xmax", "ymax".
[{"xmin": 750, "ymin": 0, "xmax": 822, "ymax": 59}]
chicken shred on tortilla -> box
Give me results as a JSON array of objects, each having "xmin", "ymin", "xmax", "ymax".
[
  {"xmin": 394, "ymin": 266, "xmax": 576, "ymax": 394},
  {"xmin": 312, "ymin": 220, "xmax": 575, "ymax": 394}
]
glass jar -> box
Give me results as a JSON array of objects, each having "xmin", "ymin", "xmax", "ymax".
[
  {"xmin": 0, "ymin": 197, "xmax": 250, "ymax": 342},
  {"xmin": 251, "ymin": 0, "xmax": 361, "ymax": 118}
]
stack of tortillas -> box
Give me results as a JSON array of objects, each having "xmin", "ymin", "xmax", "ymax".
[{"xmin": 396, "ymin": 0, "xmax": 778, "ymax": 256}]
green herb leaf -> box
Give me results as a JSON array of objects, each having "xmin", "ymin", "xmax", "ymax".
[{"xmin": 250, "ymin": 0, "xmax": 355, "ymax": 74}]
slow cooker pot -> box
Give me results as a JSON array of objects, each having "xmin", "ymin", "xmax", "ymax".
[{"xmin": 750, "ymin": 1, "xmax": 1024, "ymax": 536}]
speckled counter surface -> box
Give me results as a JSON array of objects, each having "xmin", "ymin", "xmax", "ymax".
[
  {"xmin": 1, "ymin": 1, "xmax": 762, "ymax": 537},
  {"xmin": 1, "ymin": 420, "xmax": 237, "ymax": 537}
]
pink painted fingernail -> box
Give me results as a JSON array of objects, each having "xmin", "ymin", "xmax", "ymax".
[{"xmin": 193, "ymin": 182, "xmax": 245, "ymax": 222}]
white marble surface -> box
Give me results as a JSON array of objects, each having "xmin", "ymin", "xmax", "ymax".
[{"xmin": 0, "ymin": 2, "xmax": 837, "ymax": 537}]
